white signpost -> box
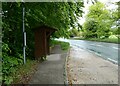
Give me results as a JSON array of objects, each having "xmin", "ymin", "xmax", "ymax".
[
  {"xmin": 24, "ymin": 32, "xmax": 26, "ymax": 46},
  {"xmin": 23, "ymin": 5, "xmax": 26, "ymax": 64}
]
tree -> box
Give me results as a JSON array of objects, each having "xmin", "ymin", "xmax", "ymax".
[
  {"xmin": 69, "ymin": 28, "xmax": 80, "ymax": 37},
  {"xmin": 2, "ymin": 2, "xmax": 84, "ymax": 55},
  {"xmin": 2, "ymin": 2, "xmax": 84, "ymax": 84},
  {"xmin": 109, "ymin": 2, "xmax": 119, "ymax": 37},
  {"xmin": 83, "ymin": 19, "xmax": 98, "ymax": 38},
  {"xmin": 83, "ymin": 2, "xmax": 112, "ymax": 38}
]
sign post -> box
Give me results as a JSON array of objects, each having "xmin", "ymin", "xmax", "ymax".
[{"xmin": 22, "ymin": 4, "xmax": 26, "ymax": 64}]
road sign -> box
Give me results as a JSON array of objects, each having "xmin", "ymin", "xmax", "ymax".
[{"xmin": 24, "ymin": 32, "xmax": 26, "ymax": 46}]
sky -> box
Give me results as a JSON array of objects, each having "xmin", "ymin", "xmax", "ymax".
[{"xmin": 79, "ymin": 0, "xmax": 119, "ymax": 25}]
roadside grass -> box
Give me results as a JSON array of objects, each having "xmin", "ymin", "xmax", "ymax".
[
  {"xmin": 88, "ymin": 38, "xmax": 119, "ymax": 44},
  {"xmin": 72, "ymin": 36, "xmax": 119, "ymax": 44},
  {"xmin": 50, "ymin": 40, "xmax": 70, "ymax": 50},
  {"xmin": 0, "ymin": 61, "xmax": 2, "ymax": 84},
  {"xmin": 11, "ymin": 40, "xmax": 70, "ymax": 84},
  {"xmin": 60, "ymin": 42, "xmax": 70, "ymax": 50},
  {"xmin": 12, "ymin": 59, "xmax": 39, "ymax": 84}
]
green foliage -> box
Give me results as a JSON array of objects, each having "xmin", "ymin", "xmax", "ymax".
[
  {"xmin": 2, "ymin": 2, "xmax": 84, "ymax": 57},
  {"xmin": 12, "ymin": 59, "xmax": 39, "ymax": 84},
  {"xmin": 2, "ymin": 43, "xmax": 23, "ymax": 84},
  {"xmin": 24, "ymin": 2, "xmax": 84, "ymax": 38},
  {"xmin": 50, "ymin": 39, "xmax": 58, "ymax": 47},
  {"xmin": 60, "ymin": 42, "xmax": 70, "ymax": 50},
  {"xmin": 83, "ymin": 19, "xmax": 98, "ymax": 38},
  {"xmin": 2, "ymin": 43, "xmax": 10, "ymax": 53},
  {"xmin": 73, "ymin": 37, "xmax": 119, "ymax": 44},
  {"xmin": 86, "ymin": 38, "xmax": 119, "ymax": 44},
  {"xmin": 2, "ymin": 2, "xmax": 83, "ymax": 84},
  {"xmin": 50, "ymin": 40, "xmax": 70, "ymax": 50},
  {"xmin": 68, "ymin": 28, "xmax": 81, "ymax": 37},
  {"xmin": 83, "ymin": 2, "xmax": 112, "ymax": 39},
  {"xmin": 2, "ymin": 55, "xmax": 23, "ymax": 84},
  {"xmin": 41, "ymin": 56, "xmax": 47, "ymax": 61},
  {"xmin": 111, "ymin": 28, "xmax": 119, "ymax": 36}
]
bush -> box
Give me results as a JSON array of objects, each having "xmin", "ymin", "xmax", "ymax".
[
  {"xmin": 50, "ymin": 39, "xmax": 70, "ymax": 50},
  {"xmin": 60, "ymin": 42, "xmax": 70, "ymax": 50},
  {"xmin": 109, "ymin": 35, "xmax": 118, "ymax": 39},
  {"xmin": 2, "ymin": 43, "xmax": 23, "ymax": 84}
]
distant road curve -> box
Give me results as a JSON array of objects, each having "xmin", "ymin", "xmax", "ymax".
[{"xmin": 56, "ymin": 38, "xmax": 119, "ymax": 64}]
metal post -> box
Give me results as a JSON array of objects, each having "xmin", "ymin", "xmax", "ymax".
[{"xmin": 22, "ymin": 5, "xmax": 26, "ymax": 64}]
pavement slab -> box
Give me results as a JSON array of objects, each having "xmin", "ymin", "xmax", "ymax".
[
  {"xmin": 67, "ymin": 46, "xmax": 118, "ymax": 85},
  {"xmin": 29, "ymin": 45, "xmax": 68, "ymax": 84}
]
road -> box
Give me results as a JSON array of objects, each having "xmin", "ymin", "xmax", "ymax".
[
  {"xmin": 56, "ymin": 38, "xmax": 119, "ymax": 64},
  {"xmin": 67, "ymin": 46, "xmax": 118, "ymax": 84}
]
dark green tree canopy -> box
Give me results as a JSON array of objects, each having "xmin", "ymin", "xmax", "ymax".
[
  {"xmin": 83, "ymin": 2, "xmax": 112, "ymax": 38},
  {"xmin": 2, "ymin": 2, "xmax": 84, "ymax": 84},
  {"xmin": 2, "ymin": 2, "xmax": 84, "ymax": 38},
  {"xmin": 2, "ymin": 1, "xmax": 84, "ymax": 60}
]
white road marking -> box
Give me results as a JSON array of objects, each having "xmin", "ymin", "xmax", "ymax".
[
  {"xmin": 80, "ymin": 41, "xmax": 84, "ymax": 42},
  {"xmin": 112, "ymin": 47, "xmax": 119, "ymax": 50},
  {"xmin": 107, "ymin": 58, "xmax": 118, "ymax": 64},
  {"xmin": 90, "ymin": 44, "xmax": 96, "ymax": 46},
  {"xmin": 73, "ymin": 45, "xmax": 84, "ymax": 51},
  {"xmin": 96, "ymin": 45, "xmax": 103, "ymax": 47},
  {"xmin": 95, "ymin": 52, "xmax": 102, "ymax": 56},
  {"xmin": 90, "ymin": 44, "xmax": 103, "ymax": 47}
]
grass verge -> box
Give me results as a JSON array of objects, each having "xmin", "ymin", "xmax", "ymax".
[
  {"xmin": 11, "ymin": 40, "xmax": 70, "ymax": 84},
  {"xmin": 12, "ymin": 59, "xmax": 39, "ymax": 84},
  {"xmin": 60, "ymin": 42, "xmax": 70, "ymax": 50},
  {"xmin": 72, "ymin": 37, "xmax": 119, "ymax": 44},
  {"xmin": 50, "ymin": 40, "xmax": 70, "ymax": 50}
]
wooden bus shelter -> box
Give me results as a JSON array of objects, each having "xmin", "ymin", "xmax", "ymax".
[{"xmin": 34, "ymin": 25, "xmax": 56, "ymax": 59}]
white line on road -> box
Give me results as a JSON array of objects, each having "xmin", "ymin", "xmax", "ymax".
[
  {"xmin": 96, "ymin": 45, "xmax": 103, "ymax": 47},
  {"xmin": 90, "ymin": 44, "xmax": 103, "ymax": 47},
  {"xmin": 88, "ymin": 50, "xmax": 102, "ymax": 57},
  {"xmin": 90, "ymin": 44, "xmax": 96, "ymax": 46},
  {"xmin": 112, "ymin": 47, "xmax": 119, "ymax": 50},
  {"xmin": 107, "ymin": 58, "xmax": 118, "ymax": 64},
  {"xmin": 95, "ymin": 52, "xmax": 102, "ymax": 56}
]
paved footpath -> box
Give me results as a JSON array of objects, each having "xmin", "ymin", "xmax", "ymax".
[
  {"xmin": 67, "ymin": 46, "xmax": 118, "ymax": 85},
  {"xmin": 29, "ymin": 45, "xmax": 68, "ymax": 84}
]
